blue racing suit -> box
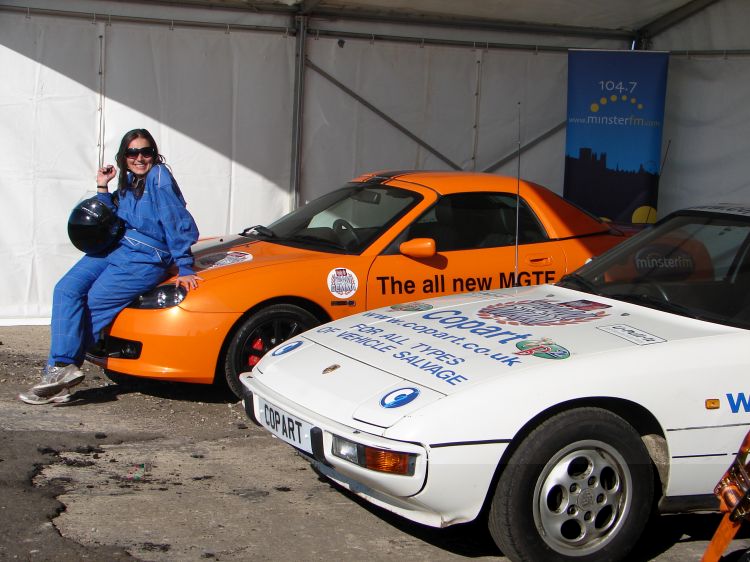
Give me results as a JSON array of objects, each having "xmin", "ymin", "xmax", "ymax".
[{"xmin": 49, "ymin": 164, "xmax": 199, "ymax": 366}]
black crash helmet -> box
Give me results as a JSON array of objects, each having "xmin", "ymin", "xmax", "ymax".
[{"xmin": 67, "ymin": 197, "xmax": 124, "ymax": 254}]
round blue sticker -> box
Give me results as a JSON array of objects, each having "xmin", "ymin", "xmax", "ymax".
[
  {"xmin": 380, "ymin": 387, "xmax": 420, "ymax": 409},
  {"xmin": 271, "ymin": 340, "xmax": 303, "ymax": 356}
]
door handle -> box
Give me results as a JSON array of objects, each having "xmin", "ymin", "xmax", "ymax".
[{"xmin": 525, "ymin": 255, "xmax": 552, "ymax": 266}]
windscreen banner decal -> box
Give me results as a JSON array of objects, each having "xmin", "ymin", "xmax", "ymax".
[
  {"xmin": 634, "ymin": 245, "xmax": 694, "ymax": 278},
  {"xmin": 328, "ymin": 268, "xmax": 358, "ymax": 299},
  {"xmin": 476, "ymin": 299, "xmax": 609, "ymax": 326}
]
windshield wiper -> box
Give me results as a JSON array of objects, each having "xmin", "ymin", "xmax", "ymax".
[
  {"xmin": 607, "ymin": 292, "xmax": 701, "ymax": 319},
  {"xmin": 241, "ymin": 225, "xmax": 276, "ymax": 238},
  {"xmin": 287, "ymin": 234, "xmax": 347, "ymax": 251},
  {"xmin": 558, "ymin": 273, "xmax": 601, "ymax": 295}
]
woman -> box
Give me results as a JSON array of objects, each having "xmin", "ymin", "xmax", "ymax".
[{"xmin": 19, "ymin": 129, "xmax": 200, "ymax": 405}]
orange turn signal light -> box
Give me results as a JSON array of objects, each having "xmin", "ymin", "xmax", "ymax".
[
  {"xmin": 364, "ymin": 447, "xmax": 413, "ymax": 476},
  {"xmin": 705, "ymin": 399, "xmax": 720, "ymax": 410}
]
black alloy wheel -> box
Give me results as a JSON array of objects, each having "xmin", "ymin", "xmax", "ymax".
[{"xmin": 224, "ymin": 304, "xmax": 319, "ymax": 397}]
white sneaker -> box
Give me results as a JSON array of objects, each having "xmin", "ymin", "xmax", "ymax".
[
  {"xmin": 18, "ymin": 387, "xmax": 72, "ymax": 405},
  {"xmin": 32, "ymin": 364, "xmax": 85, "ymax": 397}
]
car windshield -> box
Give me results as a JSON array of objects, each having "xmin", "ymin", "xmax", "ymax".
[
  {"xmin": 558, "ymin": 210, "xmax": 750, "ymax": 329},
  {"xmin": 241, "ymin": 183, "xmax": 421, "ymax": 254}
]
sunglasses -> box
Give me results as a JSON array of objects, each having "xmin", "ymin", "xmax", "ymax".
[{"xmin": 125, "ymin": 147, "xmax": 157, "ymax": 159}]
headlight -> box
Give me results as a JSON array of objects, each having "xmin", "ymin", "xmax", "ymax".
[
  {"xmin": 331, "ymin": 435, "xmax": 416, "ymax": 476},
  {"xmin": 129, "ymin": 284, "xmax": 186, "ymax": 309}
]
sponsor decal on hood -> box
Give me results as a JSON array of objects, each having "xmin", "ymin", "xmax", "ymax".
[
  {"xmin": 353, "ymin": 382, "xmax": 442, "ymax": 428},
  {"xmin": 271, "ymin": 340, "xmax": 304, "ymax": 356},
  {"xmin": 380, "ymin": 387, "xmax": 420, "ymax": 408},
  {"xmin": 515, "ymin": 338, "xmax": 570, "ymax": 359},
  {"xmin": 476, "ymin": 299, "xmax": 610, "ymax": 326},
  {"xmin": 195, "ymin": 250, "xmax": 253, "ymax": 270},
  {"xmin": 390, "ymin": 302, "xmax": 433, "ymax": 311},
  {"xmin": 597, "ymin": 324, "xmax": 665, "ymax": 345},
  {"xmin": 294, "ymin": 285, "xmax": 739, "ymax": 397},
  {"xmin": 252, "ymin": 284, "xmax": 748, "ymax": 430}
]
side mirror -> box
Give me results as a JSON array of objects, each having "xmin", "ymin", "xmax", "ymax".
[{"xmin": 399, "ymin": 238, "xmax": 436, "ymax": 259}]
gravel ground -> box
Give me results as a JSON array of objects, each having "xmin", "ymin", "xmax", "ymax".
[{"xmin": 2, "ymin": 325, "xmax": 750, "ymax": 561}]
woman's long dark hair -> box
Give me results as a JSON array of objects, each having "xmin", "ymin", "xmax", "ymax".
[{"xmin": 115, "ymin": 128, "xmax": 165, "ymax": 197}]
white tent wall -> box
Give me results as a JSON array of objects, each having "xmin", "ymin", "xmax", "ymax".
[
  {"xmin": 651, "ymin": 0, "xmax": 750, "ymax": 216},
  {"xmin": 300, "ymin": 40, "xmax": 577, "ymax": 203},
  {"xmin": 658, "ymin": 55, "xmax": 750, "ymax": 216},
  {"xmin": 1, "ymin": 0, "xmax": 748, "ymax": 324},
  {"xmin": 0, "ymin": 5, "xmax": 294, "ymax": 323},
  {"xmin": 1, "ymin": 14, "xmax": 101, "ymax": 323},
  {"xmin": 473, "ymin": 50, "xmax": 569, "ymax": 186},
  {"xmin": 101, "ymin": 22, "xmax": 296, "ymax": 231},
  {"xmin": 300, "ymin": 39, "xmax": 478, "ymax": 202}
]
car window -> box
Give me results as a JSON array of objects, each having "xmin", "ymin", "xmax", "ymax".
[
  {"xmin": 688, "ymin": 223, "xmax": 750, "ymax": 279},
  {"xmin": 310, "ymin": 189, "xmax": 414, "ymax": 229},
  {"xmin": 559, "ymin": 212, "xmax": 750, "ymax": 327},
  {"xmin": 597, "ymin": 221, "xmax": 749, "ymax": 284},
  {"xmin": 391, "ymin": 192, "xmax": 547, "ymax": 253},
  {"xmin": 265, "ymin": 184, "xmax": 421, "ymax": 254}
]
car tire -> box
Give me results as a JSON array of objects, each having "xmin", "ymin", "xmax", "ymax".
[
  {"xmin": 224, "ymin": 304, "xmax": 319, "ymax": 398},
  {"xmin": 488, "ymin": 407, "xmax": 654, "ymax": 562}
]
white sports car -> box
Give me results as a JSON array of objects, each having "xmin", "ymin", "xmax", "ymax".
[{"xmin": 240, "ymin": 204, "xmax": 750, "ymax": 561}]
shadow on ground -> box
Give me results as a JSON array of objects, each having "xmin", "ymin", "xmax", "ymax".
[
  {"xmin": 62, "ymin": 371, "xmax": 238, "ymax": 406},
  {"xmin": 319, "ymin": 473, "xmax": 750, "ymax": 560},
  {"xmin": 632, "ymin": 512, "xmax": 750, "ymax": 561}
]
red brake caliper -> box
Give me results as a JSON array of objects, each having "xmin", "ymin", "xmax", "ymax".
[{"xmin": 247, "ymin": 337, "xmax": 264, "ymax": 367}]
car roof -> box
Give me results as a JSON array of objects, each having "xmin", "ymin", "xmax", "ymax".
[
  {"xmin": 684, "ymin": 203, "xmax": 750, "ymax": 218},
  {"xmin": 354, "ymin": 170, "xmax": 548, "ymax": 195},
  {"xmin": 351, "ymin": 170, "xmax": 612, "ymax": 238}
]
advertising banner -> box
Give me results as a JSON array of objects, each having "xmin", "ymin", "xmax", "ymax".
[{"xmin": 563, "ymin": 50, "xmax": 669, "ymax": 223}]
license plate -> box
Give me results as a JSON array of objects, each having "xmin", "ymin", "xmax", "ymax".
[{"xmin": 257, "ymin": 397, "xmax": 314, "ymax": 454}]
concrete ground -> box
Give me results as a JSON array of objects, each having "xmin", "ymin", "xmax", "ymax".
[{"xmin": 2, "ymin": 325, "xmax": 750, "ymax": 561}]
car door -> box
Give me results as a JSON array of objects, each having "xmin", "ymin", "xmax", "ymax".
[{"xmin": 365, "ymin": 192, "xmax": 567, "ymax": 309}]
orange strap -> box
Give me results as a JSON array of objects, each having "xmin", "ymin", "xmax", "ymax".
[{"xmin": 701, "ymin": 513, "xmax": 741, "ymax": 562}]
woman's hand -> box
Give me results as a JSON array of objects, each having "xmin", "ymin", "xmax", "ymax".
[
  {"xmin": 176, "ymin": 274, "xmax": 202, "ymax": 292},
  {"xmin": 96, "ymin": 165, "xmax": 117, "ymax": 188}
]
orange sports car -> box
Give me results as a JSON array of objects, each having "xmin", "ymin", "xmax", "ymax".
[{"xmin": 89, "ymin": 171, "xmax": 629, "ymax": 396}]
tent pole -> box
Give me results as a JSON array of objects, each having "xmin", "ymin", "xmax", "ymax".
[
  {"xmin": 290, "ymin": 15, "xmax": 307, "ymax": 209},
  {"xmin": 483, "ymin": 121, "xmax": 566, "ymax": 174},
  {"xmin": 306, "ymin": 59, "xmax": 462, "ymax": 170}
]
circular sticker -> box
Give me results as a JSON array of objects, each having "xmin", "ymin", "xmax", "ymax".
[
  {"xmin": 380, "ymin": 387, "xmax": 420, "ymax": 409},
  {"xmin": 327, "ymin": 267, "xmax": 358, "ymax": 299},
  {"xmin": 271, "ymin": 340, "xmax": 303, "ymax": 356}
]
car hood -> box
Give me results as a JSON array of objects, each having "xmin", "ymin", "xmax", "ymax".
[
  {"xmin": 189, "ymin": 234, "xmax": 334, "ymax": 276},
  {"xmin": 251, "ymin": 284, "xmax": 739, "ymax": 428}
]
